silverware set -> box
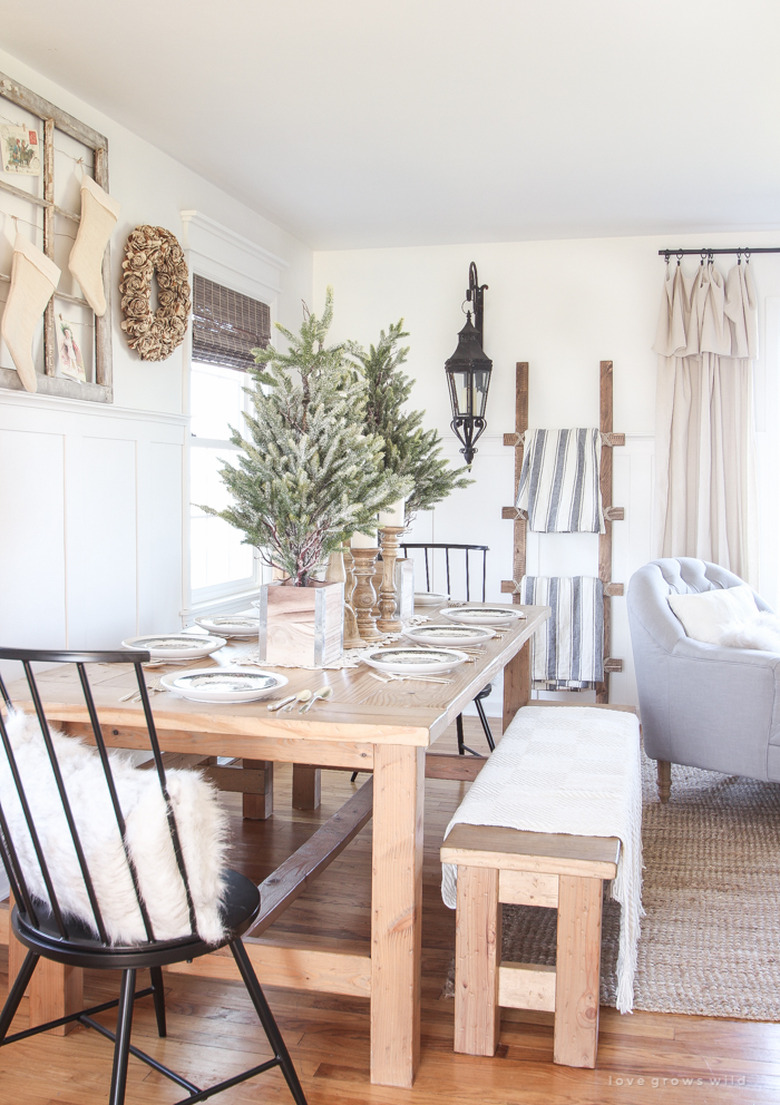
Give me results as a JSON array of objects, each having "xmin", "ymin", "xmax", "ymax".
[
  {"xmin": 267, "ymin": 686, "xmax": 333, "ymax": 712},
  {"xmin": 368, "ymin": 670, "xmax": 452, "ymax": 686}
]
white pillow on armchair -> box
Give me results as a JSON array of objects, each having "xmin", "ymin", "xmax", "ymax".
[{"xmin": 667, "ymin": 583, "xmax": 758, "ymax": 644}]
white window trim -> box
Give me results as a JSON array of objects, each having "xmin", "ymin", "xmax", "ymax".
[{"xmin": 179, "ymin": 211, "xmax": 287, "ymax": 622}]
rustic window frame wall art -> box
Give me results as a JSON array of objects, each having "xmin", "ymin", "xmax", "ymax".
[{"xmin": 0, "ymin": 71, "xmax": 113, "ymax": 402}]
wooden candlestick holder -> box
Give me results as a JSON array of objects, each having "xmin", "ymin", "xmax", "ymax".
[
  {"xmin": 377, "ymin": 525, "xmax": 405, "ymax": 633},
  {"xmin": 342, "ymin": 545, "xmax": 365, "ymax": 649},
  {"xmin": 350, "ymin": 546, "xmax": 383, "ymax": 642}
]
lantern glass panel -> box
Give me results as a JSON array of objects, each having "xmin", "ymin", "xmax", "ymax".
[
  {"xmin": 447, "ymin": 367, "xmax": 471, "ymax": 418},
  {"xmin": 473, "ymin": 367, "xmax": 490, "ymax": 418}
]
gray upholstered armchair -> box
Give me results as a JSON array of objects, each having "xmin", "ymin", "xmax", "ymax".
[{"xmin": 627, "ymin": 557, "xmax": 780, "ymax": 801}]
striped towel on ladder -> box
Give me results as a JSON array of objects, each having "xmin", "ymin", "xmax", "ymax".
[
  {"xmin": 516, "ymin": 428, "xmax": 605, "ymax": 533},
  {"xmin": 519, "ymin": 576, "xmax": 604, "ymax": 690}
]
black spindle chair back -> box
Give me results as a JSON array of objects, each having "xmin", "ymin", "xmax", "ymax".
[
  {"xmin": 400, "ymin": 542, "xmax": 488, "ymax": 603},
  {"xmin": 0, "ymin": 646, "xmax": 307, "ymax": 1105},
  {"xmin": 0, "ymin": 649, "xmax": 189, "ymax": 947},
  {"xmin": 399, "ymin": 543, "xmax": 494, "ymax": 755}
]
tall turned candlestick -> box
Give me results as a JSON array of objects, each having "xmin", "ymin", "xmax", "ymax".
[
  {"xmin": 377, "ymin": 525, "xmax": 405, "ymax": 633},
  {"xmin": 341, "ymin": 544, "xmax": 365, "ymax": 649},
  {"xmin": 350, "ymin": 546, "xmax": 383, "ymax": 642}
]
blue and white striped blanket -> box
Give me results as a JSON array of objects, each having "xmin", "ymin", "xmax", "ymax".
[
  {"xmin": 516, "ymin": 428, "xmax": 605, "ymax": 533},
  {"xmin": 519, "ymin": 575, "xmax": 604, "ymax": 690}
]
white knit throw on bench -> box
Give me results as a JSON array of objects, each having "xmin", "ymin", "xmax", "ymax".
[{"xmin": 441, "ymin": 706, "xmax": 644, "ymax": 1014}]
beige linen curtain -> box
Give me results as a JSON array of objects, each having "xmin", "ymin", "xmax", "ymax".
[{"xmin": 654, "ymin": 257, "xmax": 758, "ymax": 583}]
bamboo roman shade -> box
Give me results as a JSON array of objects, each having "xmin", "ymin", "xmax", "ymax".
[{"xmin": 191, "ymin": 275, "xmax": 271, "ymax": 369}]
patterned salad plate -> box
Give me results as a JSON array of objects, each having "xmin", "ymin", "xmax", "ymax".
[
  {"xmin": 364, "ymin": 647, "xmax": 468, "ymax": 676},
  {"xmin": 403, "ymin": 623, "xmax": 496, "ymax": 647},
  {"xmin": 440, "ymin": 605, "xmax": 527, "ymax": 627},
  {"xmin": 121, "ymin": 634, "xmax": 227, "ymax": 660},
  {"xmin": 160, "ymin": 667, "xmax": 288, "ymax": 703},
  {"xmin": 194, "ymin": 614, "xmax": 260, "ymax": 638}
]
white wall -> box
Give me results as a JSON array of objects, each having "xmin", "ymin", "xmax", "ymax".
[
  {"xmin": 315, "ymin": 236, "xmax": 780, "ymax": 707},
  {"xmin": 0, "ymin": 50, "xmax": 314, "ymax": 648}
]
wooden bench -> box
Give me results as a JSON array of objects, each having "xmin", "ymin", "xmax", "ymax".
[{"xmin": 440, "ymin": 822, "xmax": 619, "ymax": 1068}]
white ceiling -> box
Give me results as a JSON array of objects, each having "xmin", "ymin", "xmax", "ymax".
[{"xmin": 2, "ymin": 0, "xmax": 780, "ymax": 250}]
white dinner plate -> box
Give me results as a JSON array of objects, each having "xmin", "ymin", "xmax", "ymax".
[
  {"xmin": 364, "ymin": 647, "xmax": 468, "ymax": 676},
  {"xmin": 414, "ymin": 591, "xmax": 449, "ymax": 606},
  {"xmin": 121, "ymin": 634, "xmax": 227, "ymax": 660},
  {"xmin": 403, "ymin": 623, "xmax": 496, "ymax": 647},
  {"xmin": 440, "ymin": 605, "xmax": 527, "ymax": 626},
  {"xmin": 160, "ymin": 667, "xmax": 288, "ymax": 703},
  {"xmin": 194, "ymin": 614, "xmax": 259, "ymax": 638}
]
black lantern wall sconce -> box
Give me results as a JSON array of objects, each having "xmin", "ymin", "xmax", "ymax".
[{"xmin": 444, "ymin": 262, "xmax": 492, "ymax": 467}]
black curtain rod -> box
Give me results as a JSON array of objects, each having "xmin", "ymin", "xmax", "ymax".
[{"xmin": 659, "ymin": 247, "xmax": 780, "ymax": 257}]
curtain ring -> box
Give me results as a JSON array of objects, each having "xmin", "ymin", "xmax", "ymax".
[
  {"xmin": 700, "ymin": 249, "xmax": 707, "ymax": 266},
  {"xmin": 676, "ymin": 250, "xmax": 684, "ymax": 266},
  {"xmin": 745, "ymin": 248, "xmax": 752, "ymax": 263}
]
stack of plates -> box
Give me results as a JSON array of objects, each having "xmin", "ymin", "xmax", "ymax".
[
  {"xmin": 440, "ymin": 605, "xmax": 527, "ymax": 626},
  {"xmin": 403, "ymin": 623, "xmax": 495, "ymax": 647},
  {"xmin": 194, "ymin": 614, "xmax": 259, "ymax": 638},
  {"xmin": 364, "ymin": 646, "xmax": 468, "ymax": 676},
  {"xmin": 413, "ymin": 591, "xmax": 449, "ymax": 606},
  {"xmin": 121, "ymin": 634, "xmax": 226, "ymax": 660},
  {"xmin": 160, "ymin": 668, "xmax": 288, "ymax": 703}
]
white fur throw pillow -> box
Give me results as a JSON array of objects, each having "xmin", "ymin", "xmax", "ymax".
[
  {"xmin": 667, "ymin": 583, "xmax": 757, "ymax": 644},
  {"xmin": 0, "ymin": 711, "xmax": 230, "ymax": 946},
  {"xmin": 719, "ymin": 611, "xmax": 780, "ymax": 653}
]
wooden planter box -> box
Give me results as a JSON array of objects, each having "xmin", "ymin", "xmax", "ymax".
[{"xmin": 255, "ymin": 580, "xmax": 344, "ymax": 667}]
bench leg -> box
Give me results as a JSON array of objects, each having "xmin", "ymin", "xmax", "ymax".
[
  {"xmin": 553, "ymin": 874, "xmax": 603, "ymax": 1068},
  {"xmin": 453, "ymin": 865, "xmax": 501, "ymax": 1056}
]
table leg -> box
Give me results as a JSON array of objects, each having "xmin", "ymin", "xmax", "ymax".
[
  {"xmin": 292, "ymin": 764, "xmax": 321, "ymax": 810},
  {"xmin": 502, "ymin": 639, "xmax": 531, "ymax": 731},
  {"xmin": 370, "ymin": 743, "xmax": 424, "ymax": 1087},
  {"xmin": 242, "ymin": 759, "xmax": 274, "ymax": 820}
]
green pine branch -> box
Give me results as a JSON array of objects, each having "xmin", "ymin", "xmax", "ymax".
[{"xmin": 350, "ymin": 320, "xmax": 473, "ymax": 520}]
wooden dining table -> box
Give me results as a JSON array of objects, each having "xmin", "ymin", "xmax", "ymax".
[{"xmin": 1, "ymin": 602, "xmax": 548, "ymax": 1088}]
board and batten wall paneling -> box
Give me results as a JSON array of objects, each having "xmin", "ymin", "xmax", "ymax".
[
  {"xmin": 0, "ymin": 426, "xmax": 67, "ymax": 645},
  {"xmin": 0, "ymin": 394, "xmax": 186, "ymax": 651},
  {"xmin": 137, "ymin": 437, "xmax": 185, "ymax": 633},
  {"xmin": 64, "ymin": 433, "xmax": 138, "ymax": 649}
]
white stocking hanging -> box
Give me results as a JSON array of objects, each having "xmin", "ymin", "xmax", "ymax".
[
  {"xmin": 1, "ymin": 235, "xmax": 60, "ymax": 393},
  {"xmin": 67, "ymin": 175, "xmax": 120, "ymax": 316}
]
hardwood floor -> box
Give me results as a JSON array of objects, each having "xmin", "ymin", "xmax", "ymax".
[{"xmin": 1, "ymin": 720, "xmax": 779, "ymax": 1104}]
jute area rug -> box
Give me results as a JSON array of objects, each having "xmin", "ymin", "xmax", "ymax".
[{"xmin": 444, "ymin": 754, "xmax": 780, "ymax": 1021}]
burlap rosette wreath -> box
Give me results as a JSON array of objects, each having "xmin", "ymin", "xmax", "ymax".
[{"xmin": 119, "ymin": 225, "xmax": 191, "ymax": 361}]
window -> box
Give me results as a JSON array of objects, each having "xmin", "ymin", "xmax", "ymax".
[{"xmin": 189, "ymin": 275, "xmax": 271, "ymax": 606}]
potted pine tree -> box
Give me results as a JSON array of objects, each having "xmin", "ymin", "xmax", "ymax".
[
  {"xmin": 206, "ymin": 290, "xmax": 404, "ymax": 664},
  {"xmin": 351, "ymin": 319, "xmax": 472, "ymax": 522}
]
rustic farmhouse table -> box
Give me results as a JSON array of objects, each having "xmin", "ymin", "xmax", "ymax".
[{"xmin": 1, "ymin": 603, "xmax": 548, "ymax": 1088}]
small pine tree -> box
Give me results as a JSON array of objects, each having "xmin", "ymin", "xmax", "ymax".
[
  {"xmin": 207, "ymin": 290, "xmax": 403, "ymax": 585},
  {"xmin": 352, "ymin": 320, "xmax": 473, "ymax": 520}
]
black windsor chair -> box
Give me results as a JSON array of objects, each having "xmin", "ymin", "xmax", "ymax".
[
  {"xmin": 0, "ymin": 647, "xmax": 307, "ymax": 1105},
  {"xmin": 400, "ymin": 543, "xmax": 495, "ymax": 756}
]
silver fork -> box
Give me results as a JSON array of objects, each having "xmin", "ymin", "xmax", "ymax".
[{"xmin": 368, "ymin": 670, "xmax": 452, "ymax": 686}]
